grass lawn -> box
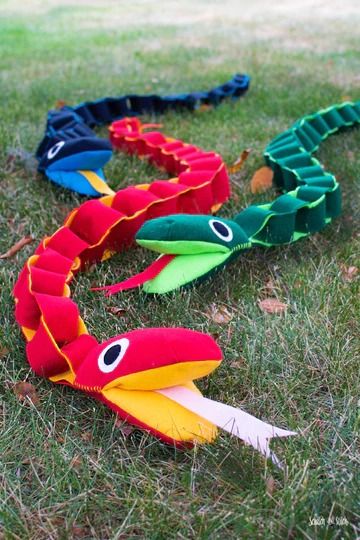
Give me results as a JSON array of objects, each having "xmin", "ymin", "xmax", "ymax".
[{"xmin": 0, "ymin": 1, "xmax": 359, "ymax": 538}]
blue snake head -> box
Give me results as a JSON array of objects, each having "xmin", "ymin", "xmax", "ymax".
[{"xmin": 37, "ymin": 109, "xmax": 113, "ymax": 196}]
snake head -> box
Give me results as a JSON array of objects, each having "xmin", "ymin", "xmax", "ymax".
[
  {"xmin": 37, "ymin": 110, "xmax": 113, "ymax": 196},
  {"xmin": 73, "ymin": 327, "xmax": 222, "ymax": 392},
  {"xmin": 133, "ymin": 214, "xmax": 251, "ymax": 293}
]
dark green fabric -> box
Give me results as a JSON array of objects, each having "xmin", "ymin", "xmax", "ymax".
[
  {"xmin": 133, "ymin": 101, "xmax": 359, "ymax": 293},
  {"xmin": 136, "ymin": 214, "xmax": 250, "ymax": 252},
  {"xmin": 241, "ymin": 100, "xmax": 360, "ymax": 246}
]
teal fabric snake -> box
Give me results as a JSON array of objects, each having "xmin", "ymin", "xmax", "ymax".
[{"xmin": 100, "ymin": 101, "xmax": 360, "ymax": 295}]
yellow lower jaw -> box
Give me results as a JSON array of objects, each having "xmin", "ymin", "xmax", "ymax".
[
  {"xmin": 102, "ymin": 381, "xmax": 217, "ymax": 444},
  {"xmin": 102, "ymin": 359, "xmax": 221, "ymax": 391}
]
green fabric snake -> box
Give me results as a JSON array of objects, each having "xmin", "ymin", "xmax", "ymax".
[{"xmin": 101, "ymin": 101, "xmax": 360, "ymax": 295}]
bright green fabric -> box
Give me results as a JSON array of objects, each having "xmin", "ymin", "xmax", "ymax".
[
  {"xmin": 137, "ymin": 239, "xmax": 231, "ymax": 255},
  {"xmin": 143, "ymin": 252, "xmax": 232, "ymax": 294}
]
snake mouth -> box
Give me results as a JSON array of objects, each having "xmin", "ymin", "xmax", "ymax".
[
  {"xmin": 73, "ymin": 328, "xmax": 222, "ymax": 393},
  {"xmin": 141, "ymin": 250, "xmax": 235, "ymax": 294},
  {"xmin": 93, "ymin": 214, "xmax": 250, "ymax": 295}
]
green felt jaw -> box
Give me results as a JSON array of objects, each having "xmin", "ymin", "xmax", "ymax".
[
  {"xmin": 142, "ymin": 251, "xmax": 234, "ymax": 294},
  {"xmin": 137, "ymin": 239, "xmax": 231, "ymax": 255}
]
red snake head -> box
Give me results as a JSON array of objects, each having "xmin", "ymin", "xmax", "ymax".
[{"xmin": 73, "ymin": 328, "xmax": 222, "ymax": 392}]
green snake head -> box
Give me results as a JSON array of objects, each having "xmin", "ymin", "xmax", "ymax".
[{"xmin": 135, "ymin": 214, "xmax": 251, "ymax": 293}]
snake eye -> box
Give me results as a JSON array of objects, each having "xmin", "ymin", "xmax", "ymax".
[
  {"xmin": 98, "ymin": 338, "xmax": 129, "ymax": 373},
  {"xmin": 209, "ymin": 219, "xmax": 233, "ymax": 242},
  {"xmin": 47, "ymin": 141, "xmax": 65, "ymax": 160}
]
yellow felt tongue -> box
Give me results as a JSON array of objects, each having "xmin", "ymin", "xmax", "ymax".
[
  {"xmin": 78, "ymin": 170, "xmax": 115, "ymax": 196},
  {"xmin": 102, "ymin": 359, "xmax": 221, "ymax": 391}
]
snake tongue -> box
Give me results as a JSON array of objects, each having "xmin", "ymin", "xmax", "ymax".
[
  {"xmin": 93, "ymin": 250, "xmax": 233, "ymax": 296},
  {"xmin": 143, "ymin": 251, "xmax": 233, "ymax": 294},
  {"xmin": 92, "ymin": 254, "xmax": 176, "ymax": 296}
]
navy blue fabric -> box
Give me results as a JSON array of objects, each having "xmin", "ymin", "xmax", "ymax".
[{"xmin": 36, "ymin": 73, "xmax": 250, "ymax": 195}]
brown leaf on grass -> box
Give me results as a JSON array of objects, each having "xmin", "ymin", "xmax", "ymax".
[
  {"xmin": 230, "ymin": 357, "xmax": 246, "ymax": 369},
  {"xmin": 341, "ymin": 95, "xmax": 352, "ymax": 102},
  {"xmin": 206, "ymin": 304, "xmax": 233, "ymax": 324},
  {"xmin": 250, "ymin": 166, "xmax": 273, "ymax": 194},
  {"xmin": 197, "ymin": 104, "xmax": 212, "ymax": 113},
  {"xmin": 80, "ymin": 431, "xmax": 93, "ymax": 442},
  {"xmin": 266, "ymin": 475, "xmax": 276, "ymax": 496},
  {"xmin": 106, "ymin": 306, "xmax": 128, "ymax": 317},
  {"xmin": 71, "ymin": 525, "xmax": 89, "ymax": 538},
  {"xmin": 0, "ymin": 347, "xmax": 9, "ymax": 359},
  {"xmin": 13, "ymin": 382, "xmax": 40, "ymax": 406},
  {"xmin": 0, "ymin": 236, "xmax": 34, "ymax": 259},
  {"xmin": 69, "ymin": 455, "xmax": 83, "ymax": 469},
  {"xmin": 228, "ymin": 149, "xmax": 251, "ymax": 174},
  {"xmin": 340, "ymin": 264, "xmax": 358, "ymax": 282},
  {"xmin": 115, "ymin": 418, "xmax": 136, "ymax": 437},
  {"xmin": 55, "ymin": 99, "xmax": 67, "ymax": 109},
  {"xmin": 258, "ymin": 298, "xmax": 288, "ymax": 314},
  {"xmin": 264, "ymin": 278, "xmax": 278, "ymax": 295}
]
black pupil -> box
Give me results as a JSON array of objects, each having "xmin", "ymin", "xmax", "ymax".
[
  {"xmin": 104, "ymin": 344, "xmax": 121, "ymax": 365},
  {"xmin": 213, "ymin": 221, "xmax": 230, "ymax": 237}
]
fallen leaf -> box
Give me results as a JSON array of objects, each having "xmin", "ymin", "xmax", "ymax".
[
  {"xmin": 55, "ymin": 99, "xmax": 67, "ymax": 109},
  {"xmin": 0, "ymin": 236, "xmax": 34, "ymax": 259},
  {"xmin": 228, "ymin": 149, "xmax": 251, "ymax": 174},
  {"xmin": 264, "ymin": 278, "xmax": 278, "ymax": 295},
  {"xmin": 197, "ymin": 104, "xmax": 212, "ymax": 112},
  {"xmin": 115, "ymin": 418, "xmax": 136, "ymax": 437},
  {"xmin": 80, "ymin": 431, "xmax": 93, "ymax": 442},
  {"xmin": 0, "ymin": 347, "xmax": 9, "ymax": 359},
  {"xmin": 258, "ymin": 298, "xmax": 288, "ymax": 314},
  {"xmin": 206, "ymin": 304, "xmax": 233, "ymax": 324},
  {"xmin": 71, "ymin": 525, "xmax": 89, "ymax": 538},
  {"xmin": 340, "ymin": 264, "xmax": 358, "ymax": 282},
  {"xmin": 341, "ymin": 95, "xmax": 352, "ymax": 102},
  {"xmin": 251, "ymin": 166, "xmax": 273, "ymax": 194},
  {"xmin": 69, "ymin": 455, "xmax": 83, "ymax": 469},
  {"xmin": 106, "ymin": 306, "xmax": 128, "ymax": 317},
  {"xmin": 266, "ymin": 475, "xmax": 276, "ymax": 496},
  {"xmin": 230, "ymin": 358, "xmax": 246, "ymax": 368},
  {"xmin": 13, "ymin": 382, "xmax": 40, "ymax": 406}
]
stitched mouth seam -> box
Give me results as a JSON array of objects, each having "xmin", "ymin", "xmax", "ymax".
[
  {"xmin": 73, "ymin": 383, "xmax": 102, "ymax": 392},
  {"xmin": 232, "ymin": 242, "xmax": 252, "ymax": 253}
]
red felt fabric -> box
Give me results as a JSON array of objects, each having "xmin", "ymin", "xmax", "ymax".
[
  {"xmin": 93, "ymin": 254, "xmax": 175, "ymax": 295},
  {"xmin": 30, "ymin": 266, "xmax": 68, "ymax": 296},
  {"xmin": 69, "ymin": 200, "xmax": 123, "ymax": 245},
  {"xmin": 34, "ymin": 293, "xmax": 80, "ymax": 343},
  {"xmin": 26, "ymin": 320, "xmax": 70, "ymax": 377},
  {"xmin": 74, "ymin": 328, "xmax": 222, "ymax": 390},
  {"xmin": 61, "ymin": 334, "xmax": 99, "ymax": 372},
  {"xmin": 112, "ymin": 187, "xmax": 159, "ymax": 215},
  {"xmin": 15, "ymin": 285, "xmax": 41, "ymax": 329},
  {"xmin": 46, "ymin": 227, "xmax": 89, "ymax": 259},
  {"xmin": 33, "ymin": 248, "xmax": 73, "ymax": 274},
  {"xmin": 13, "ymin": 117, "xmax": 231, "ymax": 446}
]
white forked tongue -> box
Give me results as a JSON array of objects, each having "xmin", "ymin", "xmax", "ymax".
[{"xmin": 158, "ymin": 386, "xmax": 297, "ymax": 469}]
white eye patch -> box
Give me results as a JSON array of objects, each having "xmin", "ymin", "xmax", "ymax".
[
  {"xmin": 98, "ymin": 338, "xmax": 130, "ymax": 373},
  {"xmin": 47, "ymin": 141, "xmax": 65, "ymax": 160},
  {"xmin": 209, "ymin": 219, "xmax": 233, "ymax": 242}
]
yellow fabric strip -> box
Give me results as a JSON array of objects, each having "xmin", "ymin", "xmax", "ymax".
[{"xmin": 78, "ymin": 170, "xmax": 115, "ymax": 196}]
